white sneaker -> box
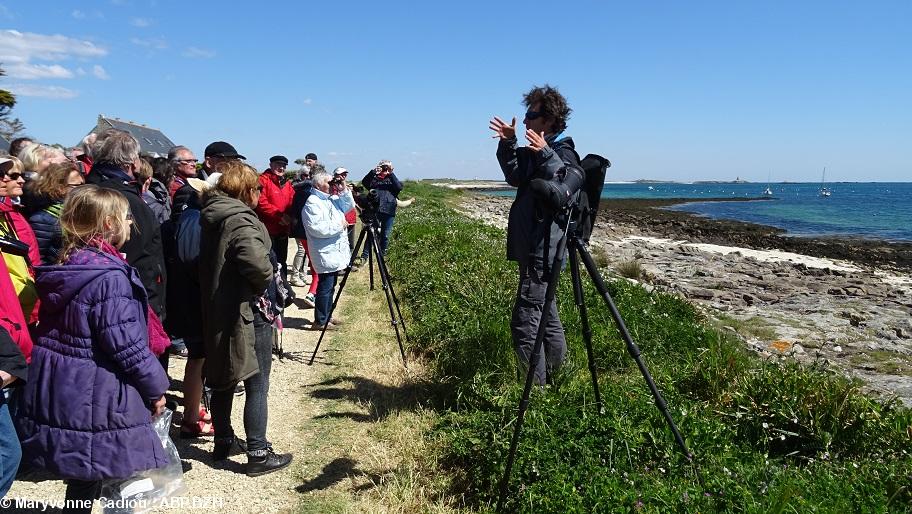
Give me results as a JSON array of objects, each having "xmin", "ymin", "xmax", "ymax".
[
  {"xmin": 290, "ymin": 275, "xmax": 306, "ymax": 287},
  {"xmin": 302, "ymin": 293, "xmax": 316, "ymax": 309}
]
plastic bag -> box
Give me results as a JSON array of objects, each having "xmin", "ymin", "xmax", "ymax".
[{"xmin": 99, "ymin": 408, "xmax": 186, "ymax": 513}]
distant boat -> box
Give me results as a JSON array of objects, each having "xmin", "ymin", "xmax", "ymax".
[
  {"xmin": 763, "ymin": 170, "xmax": 773, "ymax": 196},
  {"xmin": 819, "ymin": 167, "xmax": 832, "ymax": 197},
  {"xmin": 647, "ymin": 186, "xmax": 655, "ymax": 190}
]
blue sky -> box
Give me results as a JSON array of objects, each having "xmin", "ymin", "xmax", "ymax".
[{"xmin": 2, "ymin": 1, "xmax": 910, "ymax": 182}]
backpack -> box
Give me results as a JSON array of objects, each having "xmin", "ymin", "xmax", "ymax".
[
  {"xmin": 575, "ymin": 154, "xmax": 611, "ymax": 243},
  {"xmin": 290, "ymin": 180, "xmax": 313, "ymax": 239}
]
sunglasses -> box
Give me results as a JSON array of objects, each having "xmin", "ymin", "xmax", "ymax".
[
  {"xmin": 1, "ymin": 172, "xmax": 23, "ymax": 181},
  {"xmin": 524, "ymin": 110, "xmax": 545, "ymax": 121}
]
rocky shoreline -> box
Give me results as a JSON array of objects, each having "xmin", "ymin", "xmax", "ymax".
[{"xmin": 461, "ymin": 194, "xmax": 912, "ymax": 406}]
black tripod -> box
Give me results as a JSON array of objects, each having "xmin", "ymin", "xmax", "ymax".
[
  {"xmin": 307, "ymin": 213, "xmax": 409, "ymax": 367},
  {"xmin": 497, "ymin": 206, "xmax": 694, "ymax": 510}
]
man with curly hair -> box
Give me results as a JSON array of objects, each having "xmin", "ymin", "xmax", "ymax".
[{"xmin": 489, "ymin": 84, "xmax": 582, "ymax": 385}]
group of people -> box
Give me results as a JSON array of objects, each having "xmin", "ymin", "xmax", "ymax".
[{"xmin": 0, "ymin": 129, "xmax": 404, "ymax": 512}]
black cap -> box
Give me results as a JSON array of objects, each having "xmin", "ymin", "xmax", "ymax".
[
  {"xmin": 269, "ymin": 155, "xmax": 289, "ymax": 165},
  {"xmin": 204, "ymin": 141, "xmax": 245, "ymax": 160},
  {"xmin": 305, "ymin": 153, "xmax": 318, "ymax": 161}
]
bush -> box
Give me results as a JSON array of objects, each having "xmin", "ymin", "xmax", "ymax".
[{"xmin": 386, "ymin": 184, "xmax": 912, "ymax": 512}]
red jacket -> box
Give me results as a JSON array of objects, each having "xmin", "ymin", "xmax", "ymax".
[
  {"xmin": 255, "ymin": 171, "xmax": 295, "ymax": 237},
  {"xmin": 0, "ymin": 199, "xmax": 40, "ymax": 361}
]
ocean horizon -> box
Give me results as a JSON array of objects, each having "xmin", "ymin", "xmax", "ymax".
[{"xmin": 483, "ymin": 181, "xmax": 912, "ymax": 242}]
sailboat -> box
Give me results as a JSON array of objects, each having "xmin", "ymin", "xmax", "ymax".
[
  {"xmin": 819, "ymin": 167, "xmax": 832, "ymax": 197},
  {"xmin": 763, "ymin": 170, "xmax": 773, "ymax": 196}
]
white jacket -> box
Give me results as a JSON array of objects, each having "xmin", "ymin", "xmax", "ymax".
[{"xmin": 302, "ymin": 188, "xmax": 355, "ymax": 273}]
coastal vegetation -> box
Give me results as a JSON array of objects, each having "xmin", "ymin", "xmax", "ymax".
[{"xmin": 384, "ymin": 183, "xmax": 911, "ymax": 512}]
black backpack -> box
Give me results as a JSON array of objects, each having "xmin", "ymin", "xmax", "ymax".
[
  {"xmin": 575, "ymin": 154, "xmax": 611, "ymax": 243},
  {"xmin": 290, "ymin": 180, "xmax": 313, "ymax": 239}
]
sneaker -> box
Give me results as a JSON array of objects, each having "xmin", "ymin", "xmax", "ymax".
[
  {"xmin": 246, "ymin": 446, "xmax": 293, "ymax": 477},
  {"xmin": 329, "ymin": 317, "xmax": 344, "ymax": 326},
  {"xmin": 290, "ymin": 275, "xmax": 306, "ymax": 287},
  {"xmin": 213, "ymin": 435, "xmax": 244, "ymax": 461},
  {"xmin": 234, "ymin": 383, "xmax": 245, "ymax": 396},
  {"xmin": 301, "ymin": 293, "xmax": 316, "ymax": 309},
  {"xmin": 309, "ymin": 322, "xmax": 337, "ymax": 331}
]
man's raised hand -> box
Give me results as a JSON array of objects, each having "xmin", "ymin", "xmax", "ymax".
[
  {"xmin": 489, "ymin": 116, "xmax": 517, "ymax": 140},
  {"xmin": 525, "ymin": 129, "xmax": 547, "ymax": 152}
]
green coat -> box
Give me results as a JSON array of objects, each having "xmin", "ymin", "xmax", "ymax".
[{"xmin": 199, "ymin": 192, "xmax": 273, "ymax": 390}]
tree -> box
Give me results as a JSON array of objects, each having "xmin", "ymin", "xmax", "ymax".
[{"xmin": 0, "ymin": 65, "xmax": 27, "ymax": 140}]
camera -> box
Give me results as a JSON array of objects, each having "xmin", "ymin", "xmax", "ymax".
[
  {"xmin": 353, "ymin": 185, "xmax": 381, "ymax": 218},
  {"xmin": 529, "ymin": 163, "xmax": 586, "ymax": 211},
  {"xmin": 0, "ymin": 235, "xmax": 30, "ymax": 258}
]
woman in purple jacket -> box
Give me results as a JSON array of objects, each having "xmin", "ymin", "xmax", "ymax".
[{"xmin": 14, "ymin": 185, "xmax": 169, "ymax": 513}]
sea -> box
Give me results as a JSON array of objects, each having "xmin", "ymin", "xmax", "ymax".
[{"xmin": 485, "ymin": 182, "xmax": 912, "ymax": 242}]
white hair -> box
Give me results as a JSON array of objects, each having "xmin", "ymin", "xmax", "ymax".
[
  {"xmin": 94, "ymin": 129, "xmax": 140, "ymax": 168},
  {"xmin": 311, "ymin": 172, "xmax": 332, "ymax": 189}
]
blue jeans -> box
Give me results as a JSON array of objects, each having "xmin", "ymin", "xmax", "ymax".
[
  {"xmin": 0, "ymin": 393, "xmax": 21, "ymax": 498},
  {"xmin": 315, "ymin": 272, "xmax": 338, "ymax": 326},
  {"xmin": 361, "ymin": 213, "xmax": 395, "ymax": 259},
  {"xmin": 210, "ymin": 312, "xmax": 274, "ymax": 453}
]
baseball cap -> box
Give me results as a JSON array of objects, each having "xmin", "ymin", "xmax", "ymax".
[
  {"xmin": 332, "ymin": 167, "xmax": 348, "ymax": 176},
  {"xmin": 0, "ymin": 158, "xmax": 13, "ymax": 175},
  {"xmin": 204, "ymin": 141, "xmax": 245, "ymax": 160}
]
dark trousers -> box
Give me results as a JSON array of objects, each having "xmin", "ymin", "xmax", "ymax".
[
  {"xmin": 210, "ymin": 313, "xmax": 274, "ymax": 453},
  {"xmin": 314, "ymin": 272, "xmax": 338, "ymax": 326},
  {"xmin": 271, "ymin": 235, "xmax": 289, "ymax": 282},
  {"xmin": 361, "ymin": 213, "xmax": 395, "ymax": 259},
  {"xmin": 511, "ymin": 262, "xmax": 567, "ymax": 385},
  {"xmin": 63, "ymin": 479, "xmax": 100, "ymax": 514}
]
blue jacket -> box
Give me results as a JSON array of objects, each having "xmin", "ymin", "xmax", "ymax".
[
  {"xmin": 303, "ymin": 188, "xmax": 355, "ymax": 273},
  {"xmin": 14, "ymin": 248, "xmax": 170, "ymax": 481},
  {"xmin": 361, "ymin": 170, "xmax": 403, "ymax": 216},
  {"xmin": 26, "ymin": 198, "xmax": 63, "ymax": 265}
]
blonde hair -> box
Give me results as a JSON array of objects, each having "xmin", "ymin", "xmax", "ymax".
[
  {"xmin": 59, "ymin": 185, "xmax": 131, "ymax": 260},
  {"xmin": 134, "ymin": 159, "xmax": 153, "ymax": 183},
  {"xmin": 28, "ymin": 161, "xmax": 80, "ymax": 200},
  {"xmin": 18, "ymin": 143, "xmax": 63, "ymax": 173},
  {"xmin": 216, "ymin": 160, "xmax": 259, "ymax": 206},
  {"xmin": 5, "ymin": 156, "xmax": 23, "ymax": 174}
]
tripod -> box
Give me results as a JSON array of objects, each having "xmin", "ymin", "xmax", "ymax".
[
  {"xmin": 497, "ymin": 205, "xmax": 694, "ymax": 510},
  {"xmin": 307, "ymin": 213, "xmax": 409, "ymax": 367}
]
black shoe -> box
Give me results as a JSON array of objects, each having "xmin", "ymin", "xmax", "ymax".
[
  {"xmin": 246, "ymin": 446, "xmax": 293, "ymax": 477},
  {"xmin": 212, "ymin": 435, "xmax": 243, "ymax": 461},
  {"xmin": 234, "ymin": 383, "xmax": 245, "ymax": 396}
]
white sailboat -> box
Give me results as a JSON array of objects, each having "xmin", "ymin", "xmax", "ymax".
[
  {"xmin": 763, "ymin": 171, "xmax": 773, "ymax": 196},
  {"xmin": 819, "ymin": 167, "xmax": 831, "ymax": 197}
]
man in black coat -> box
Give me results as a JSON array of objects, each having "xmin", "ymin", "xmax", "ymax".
[
  {"xmin": 358, "ymin": 160, "xmax": 402, "ymax": 261},
  {"xmin": 489, "ymin": 85, "xmax": 581, "ymax": 385},
  {"xmin": 86, "ymin": 129, "xmax": 167, "ymax": 320}
]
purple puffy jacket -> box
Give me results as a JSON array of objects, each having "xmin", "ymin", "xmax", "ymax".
[{"xmin": 14, "ymin": 248, "xmax": 170, "ymax": 481}]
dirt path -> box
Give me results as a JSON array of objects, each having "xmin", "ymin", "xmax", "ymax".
[{"xmin": 7, "ymin": 241, "xmax": 450, "ymax": 513}]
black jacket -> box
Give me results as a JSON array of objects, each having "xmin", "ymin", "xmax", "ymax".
[
  {"xmin": 0, "ymin": 326, "xmax": 27, "ymax": 388},
  {"xmin": 361, "ymin": 170, "xmax": 403, "ymax": 217},
  {"xmin": 86, "ymin": 164, "xmax": 168, "ymax": 318},
  {"xmin": 497, "ymin": 135, "xmax": 581, "ymax": 271}
]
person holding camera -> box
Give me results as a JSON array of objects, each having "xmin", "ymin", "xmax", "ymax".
[
  {"xmin": 489, "ymin": 85, "xmax": 582, "ymax": 385},
  {"xmin": 356, "ymin": 160, "xmax": 402, "ymax": 264},
  {"xmin": 302, "ymin": 171, "xmax": 355, "ymax": 330}
]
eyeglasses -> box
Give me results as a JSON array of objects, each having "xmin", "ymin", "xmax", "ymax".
[
  {"xmin": 1, "ymin": 172, "xmax": 23, "ymax": 181},
  {"xmin": 524, "ymin": 110, "xmax": 545, "ymax": 121}
]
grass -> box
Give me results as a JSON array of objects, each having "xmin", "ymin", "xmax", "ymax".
[
  {"xmin": 850, "ymin": 350, "xmax": 912, "ymax": 376},
  {"xmin": 615, "ymin": 259, "xmax": 643, "ymax": 280},
  {"xmin": 381, "ymin": 182, "xmax": 912, "ymax": 512},
  {"xmin": 714, "ymin": 314, "xmax": 780, "ymax": 342}
]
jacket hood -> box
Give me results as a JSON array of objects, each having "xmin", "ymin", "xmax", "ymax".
[{"xmin": 200, "ymin": 192, "xmax": 256, "ymax": 229}]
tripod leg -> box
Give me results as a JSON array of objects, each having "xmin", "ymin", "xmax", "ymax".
[
  {"xmin": 497, "ymin": 224, "xmax": 570, "ymax": 511},
  {"xmin": 371, "ymin": 232, "xmax": 409, "ymax": 344},
  {"xmin": 307, "ymin": 231, "xmax": 366, "ymax": 365},
  {"xmin": 567, "ymin": 240, "xmax": 603, "ymax": 413},
  {"xmin": 367, "ymin": 230, "xmax": 375, "ymax": 291},
  {"xmin": 370, "ymin": 225, "xmax": 408, "ymax": 367},
  {"xmin": 575, "ymin": 241, "xmax": 693, "ymax": 462}
]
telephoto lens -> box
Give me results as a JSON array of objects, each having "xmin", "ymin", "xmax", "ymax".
[{"xmin": 528, "ymin": 165, "xmax": 586, "ymax": 211}]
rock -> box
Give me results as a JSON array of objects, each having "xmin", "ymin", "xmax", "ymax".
[
  {"xmin": 843, "ymin": 285, "xmax": 867, "ymax": 296},
  {"xmin": 742, "ymin": 293, "xmax": 755, "ymax": 306},
  {"xmin": 683, "ymin": 286, "xmax": 717, "ymax": 300},
  {"xmin": 896, "ymin": 327, "xmax": 909, "ymax": 339},
  {"xmin": 755, "ymin": 292, "xmax": 779, "ymax": 303},
  {"xmin": 792, "ymin": 343, "xmax": 805, "ymax": 354},
  {"xmin": 834, "ymin": 345, "xmax": 843, "ymax": 353},
  {"xmin": 828, "ymin": 288, "xmax": 845, "ymax": 295}
]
